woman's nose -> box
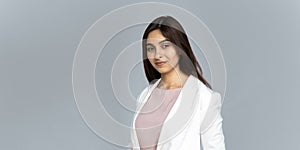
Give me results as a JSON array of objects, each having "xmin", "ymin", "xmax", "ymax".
[{"xmin": 154, "ymin": 49, "xmax": 163, "ymax": 59}]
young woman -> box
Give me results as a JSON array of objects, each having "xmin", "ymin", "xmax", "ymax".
[{"xmin": 130, "ymin": 16, "xmax": 225, "ymax": 150}]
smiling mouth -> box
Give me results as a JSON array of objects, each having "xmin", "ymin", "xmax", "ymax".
[{"xmin": 155, "ymin": 61, "xmax": 167, "ymax": 66}]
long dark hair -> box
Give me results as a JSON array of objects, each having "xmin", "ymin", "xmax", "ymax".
[{"xmin": 142, "ymin": 16, "xmax": 211, "ymax": 89}]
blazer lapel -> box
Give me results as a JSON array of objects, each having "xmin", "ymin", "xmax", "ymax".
[
  {"xmin": 132, "ymin": 75, "xmax": 201, "ymax": 149},
  {"xmin": 156, "ymin": 75, "xmax": 200, "ymax": 149},
  {"xmin": 134, "ymin": 78, "xmax": 161, "ymax": 120},
  {"xmin": 132, "ymin": 78, "xmax": 161, "ymax": 149}
]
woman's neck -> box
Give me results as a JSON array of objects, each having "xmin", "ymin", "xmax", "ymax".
[{"xmin": 159, "ymin": 70, "xmax": 189, "ymax": 89}]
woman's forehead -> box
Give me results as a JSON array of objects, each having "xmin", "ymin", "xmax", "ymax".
[
  {"xmin": 147, "ymin": 29, "xmax": 165, "ymax": 39},
  {"xmin": 146, "ymin": 38, "xmax": 169, "ymax": 45}
]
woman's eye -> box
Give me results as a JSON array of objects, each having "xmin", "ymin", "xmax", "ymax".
[
  {"xmin": 162, "ymin": 44, "xmax": 169, "ymax": 49},
  {"xmin": 147, "ymin": 47, "xmax": 154, "ymax": 51}
]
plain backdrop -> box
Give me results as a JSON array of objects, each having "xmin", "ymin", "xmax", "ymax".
[{"xmin": 1, "ymin": 0, "xmax": 300, "ymax": 150}]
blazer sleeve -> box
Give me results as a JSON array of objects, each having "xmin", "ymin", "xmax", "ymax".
[{"xmin": 200, "ymin": 92, "xmax": 226, "ymax": 150}]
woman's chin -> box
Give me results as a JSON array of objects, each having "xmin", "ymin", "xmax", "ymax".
[
  {"xmin": 156, "ymin": 69, "xmax": 168, "ymax": 74},
  {"xmin": 155, "ymin": 68, "xmax": 174, "ymax": 75}
]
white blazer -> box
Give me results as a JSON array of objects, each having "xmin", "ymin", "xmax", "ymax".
[{"xmin": 130, "ymin": 75, "xmax": 226, "ymax": 150}]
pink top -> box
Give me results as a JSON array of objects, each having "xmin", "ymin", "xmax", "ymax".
[{"xmin": 135, "ymin": 87, "xmax": 182, "ymax": 150}]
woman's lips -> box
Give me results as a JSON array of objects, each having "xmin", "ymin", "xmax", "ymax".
[{"xmin": 155, "ymin": 61, "xmax": 167, "ymax": 66}]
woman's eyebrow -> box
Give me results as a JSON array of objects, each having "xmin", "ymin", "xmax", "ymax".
[
  {"xmin": 146, "ymin": 43, "xmax": 154, "ymax": 46},
  {"xmin": 158, "ymin": 39, "xmax": 170, "ymax": 44},
  {"xmin": 146, "ymin": 38, "xmax": 170, "ymax": 45}
]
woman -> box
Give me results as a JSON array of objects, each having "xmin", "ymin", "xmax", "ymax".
[{"xmin": 130, "ymin": 16, "xmax": 225, "ymax": 150}]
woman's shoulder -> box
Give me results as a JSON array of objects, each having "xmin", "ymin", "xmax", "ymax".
[
  {"xmin": 191, "ymin": 76, "xmax": 221, "ymax": 103},
  {"xmin": 191, "ymin": 76, "xmax": 213, "ymax": 94},
  {"xmin": 136, "ymin": 82, "xmax": 156, "ymax": 104}
]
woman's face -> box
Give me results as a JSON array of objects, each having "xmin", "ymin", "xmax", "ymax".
[{"xmin": 146, "ymin": 29, "xmax": 180, "ymax": 74}]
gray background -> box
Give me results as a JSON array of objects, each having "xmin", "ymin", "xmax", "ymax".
[{"xmin": 1, "ymin": 0, "xmax": 300, "ymax": 150}]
